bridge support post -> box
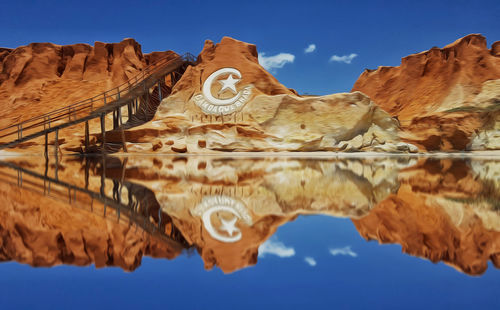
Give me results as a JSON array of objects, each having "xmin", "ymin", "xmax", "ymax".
[
  {"xmin": 54, "ymin": 129, "xmax": 59, "ymax": 156},
  {"xmin": 112, "ymin": 110, "xmax": 117, "ymax": 130},
  {"xmin": 17, "ymin": 170, "xmax": 22, "ymax": 187},
  {"xmin": 170, "ymin": 72, "xmax": 175, "ymax": 86},
  {"xmin": 100, "ymin": 157, "xmax": 106, "ymax": 196},
  {"xmin": 44, "ymin": 161, "xmax": 48, "ymax": 194},
  {"xmin": 127, "ymin": 101, "xmax": 133, "ymax": 118},
  {"xmin": 84, "ymin": 120, "xmax": 89, "ymax": 152},
  {"xmin": 158, "ymin": 80, "xmax": 163, "ymax": 101},
  {"xmin": 118, "ymin": 107, "xmax": 122, "ymax": 126},
  {"xmin": 84, "ymin": 157, "xmax": 89, "ymax": 190},
  {"xmin": 121, "ymin": 127, "xmax": 128, "ymax": 153},
  {"xmin": 158, "ymin": 208, "xmax": 163, "ymax": 232},
  {"xmin": 54, "ymin": 129, "xmax": 59, "ymax": 180},
  {"xmin": 100, "ymin": 157, "xmax": 106, "ymax": 217},
  {"xmin": 100, "ymin": 113, "xmax": 106, "ymax": 153},
  {"xmin": 44, "ymin": 132, "xmax": 48, "ymax": 158}
]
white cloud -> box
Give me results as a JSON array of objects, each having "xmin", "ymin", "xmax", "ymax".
[
  {"xmin": 258, "ymin": 52, "xmax": 295, "ymax": 73},
  {"xmin": 304, "ymin": 256, "xmax": 317, "ymax": 267},
  {"xmin": 329, "ymin": 53, "xmax": 358, "ymax": 64},
  {"xmin": 258, "ymin": 238, "xmax": 295, "ymax": 258},
  {"xmin": 329, "ymin": 246, "xmax": 358, "ymax": 257},
  {"xmin": 304, "ymin": 44, "xmax": 316, "ymax": 53}
]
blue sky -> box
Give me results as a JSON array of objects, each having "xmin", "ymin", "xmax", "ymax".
[{"xmin": 1, "ymin": 0, "xmax": 499, "ymax": 94}]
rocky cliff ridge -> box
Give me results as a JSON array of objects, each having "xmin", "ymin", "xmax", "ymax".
[
  {"xmin": 0, "ymin": 39, "xmax": 176, "ymax": 128},
  {"xmin": 352, "ymin": 34, "xmax": 500, "ymax": 151}
]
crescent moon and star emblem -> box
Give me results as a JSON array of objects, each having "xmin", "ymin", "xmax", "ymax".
[
  {"xmin": 191, "ymin": 195, "xmax": 252, "ymax": 243},
  {"xmin": 193, "ymin": 68, "xmax": 253, "ymax": 115}
]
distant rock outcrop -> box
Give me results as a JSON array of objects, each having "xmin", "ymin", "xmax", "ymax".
[
  {"xmin": 352, "ymin": 34, "xmax": 500, "ymax": 151},
  {"xmin": 122, "ymin": 37, "xmax": 415, "ymax": 153}
]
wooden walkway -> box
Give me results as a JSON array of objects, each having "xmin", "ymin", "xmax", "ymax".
[{"xmin": 0, "ymin": 53, "xmax": 196, "ymax": 153}]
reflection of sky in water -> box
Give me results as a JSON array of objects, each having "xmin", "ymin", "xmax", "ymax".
[{"xmin": 1, "ymin": 215, "xmax": 498, "ymax": 309}]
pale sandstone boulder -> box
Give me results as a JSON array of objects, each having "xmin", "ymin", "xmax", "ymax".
[{"xmin": 127, "ymin": 37, "xmax": 416, "ymax": 153}]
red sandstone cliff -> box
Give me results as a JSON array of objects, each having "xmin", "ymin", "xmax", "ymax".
[
  {"xmin": 0, "ymin": 39, "xmax": 176, "ymax": 128},
  {"xmin": 2, "ymin": 35, "xmax": 499, "ymax": 152},
  {"xmin": 353, "ymin": 34, "xmax": 500, "ymax": 118},
  {"xmin": 122, "ymin": 37, "xmax": 410, "ymax": 154},
  {"xmin": 170, "ymin": 37, "xmax": 294, "ymax": 101},
  {"xmin": 352, "ymin": 34, "xmax": 500, "ymax": 151}
]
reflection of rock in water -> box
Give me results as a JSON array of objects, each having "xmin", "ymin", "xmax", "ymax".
[
  {"xmin": 1, "ymin": 155, "xmax": 500, "ymax": 276},
  {"xmin": 118, "ymin": 156, "xmax": 410, "ymax": 273},
  {"xmin": 353, "ymin": 158, "xmax": 500, "ymax": 275},
  {"xmin": 0, "ymin": 157, "xmax": 189, "ymax": 271}
]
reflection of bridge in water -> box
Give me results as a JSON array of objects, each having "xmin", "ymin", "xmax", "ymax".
[{"xmin": 0, "ymin": 156, "xmax": 190, "ymax": 249}]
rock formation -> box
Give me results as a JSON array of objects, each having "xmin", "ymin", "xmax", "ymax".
[
  {"xmin": 120, "ymin": 37, "xmax": 416, "ymax": 153},
  {"xmin": 0, "ymin": 39, "xmax": 176, "ymax": 128},
  {"xmin": 2, "ymin": 35, "xmax": 500, "ymax": 153},
  {"xmin": 352, "ymin": 34, "xmax": 500, "ymax": 151}
]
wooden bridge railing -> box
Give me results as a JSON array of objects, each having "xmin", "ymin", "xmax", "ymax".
[{"xmin": 0, "ymin": 52, "xmax": 196, "ymax": 149}]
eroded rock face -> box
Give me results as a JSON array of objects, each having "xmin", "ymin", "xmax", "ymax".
[
  {"xmin": 469, "ymin": 107, "xmax": 500, "ymax": 150},
  {"xmin": 352, "ymin": 34, "xmax": 500, "ymax": 151},
  {"xmin": 124, "ymin": 37, "xmax": 416, "ymax": 153},
  {"xmin": 353, "ymin": 158, "xmax": 500, "ymax": 275},
  {"xmin": 353, "ymin": 34, "xmax": 500, "ymax": 117},
  {"xmin": 0, "ymin": 39, "xmax": 176, "ymax": 127}
]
